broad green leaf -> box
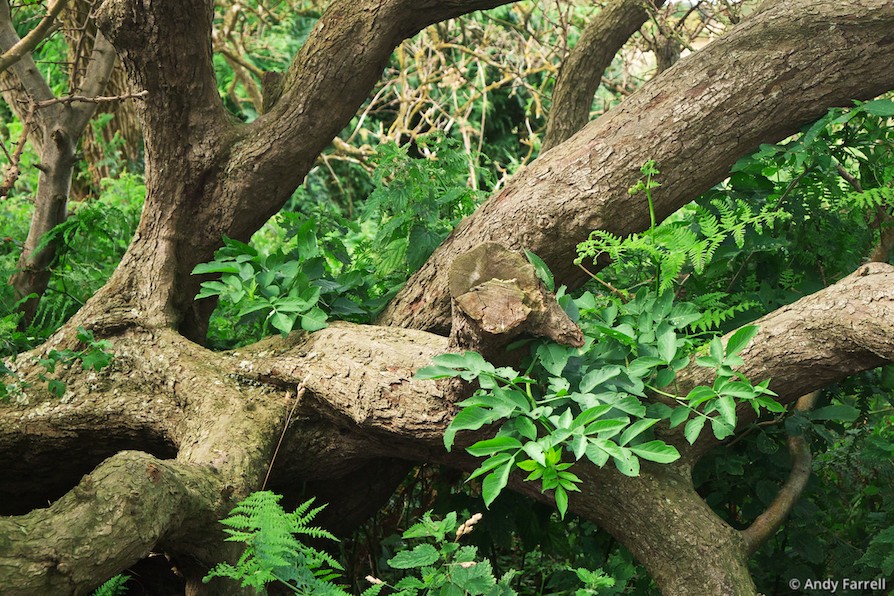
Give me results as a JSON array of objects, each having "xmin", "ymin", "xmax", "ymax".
[
  {"xmin": 619, "ymin": 418, "xmax": 659, "ymax": 446},
  {"xmin": 630, "ymin": 440, "xmax": 680, "ymax": 463},
  {"xmin": 269, "ymin": 312, "xmax": 295, "ymax": 335},
  {"xmin": 554, "ymin": 485, "xmax": 569, "ymax": 519},
  {"xmin": 300, "ymin": 307, "xmax": 328, "ymax": 331},
  {"xmin": 444, "ymin": 407, "xmax": 493, "ymax": 451},
  {"xmin": 524, "ymin": 250, "xmax": 555, "ymax": 292},
  {"xmin": 711, "ymin": 417, "xmax": 735, "ymax": 441},
  {"xmin": 584, "ymin": 441, "xmax": 610, "ymax": 467},
  {"xmin": 467, "ymin": 436, "xmax": 522, "ymax": 457},
  {"xmin": 467, "ymin": 453, "xmax": 514, "ymax": 481},
  {"xmin": 725, "ymin": 325, "xmax": 758, "ymax": 357},
  {"xmin": 808, "ymin": 404, "xmax": 860, "ymax": 422},
  {"xmin": 482, "ymin": 461, "xmax": 513, "ymax": 507},
  {"xmin": 669, "ymin": 406, "xmax": 690, "ymax": 428},
  {"xmin": 387, "ymin": 544, "xmax": 440, "ymax": 569},
  {"xmin": 572, "ymin": 405, "xmax": 613, "ymax": 428},
  {"xmin": 414, "ymin": 365, "xmax": 462, "ymax": 380},
  {"xmin": 684, "ymin": 416, "xmax": 706, "ymax": 444},
  {"xmin": 861, "ymin": 98, "xmax": 894, "ymax": 116},
  {"xmin": 716, "ymin": 395, "xmax": 737, "ymax": 427},
  {"xmin": 657, "ymin": 325, "xmax": 677, "ymax": 363},
  {"xmin": 191, "ymin": 261, "xmax": 241, "ymax": 275},
  {"xmin": 522, "ymin": 441, "xmax": 546, "ymax": 466},
  {"xmin": 579, "ymin": 366, "xmax": 621, "ymax": 393},
  {"xmin": 612, "ymin": 448, "xmax": 640, "ymax": 477}
]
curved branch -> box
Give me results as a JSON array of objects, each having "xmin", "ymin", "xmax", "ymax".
[
  {"xmin": 0, "ymin": 451, "xmax": 225, "ymax": 594},
  {"xmin": 542, "ymin": 0, "xmax": 664, "ymax": 151},
  {"xmin": 380, "ymin": 0, "xmax": 894, "ymax": 334},
  {"xmin": 741, "ymin": 392, "xmax": 817, "ymax": 555}
]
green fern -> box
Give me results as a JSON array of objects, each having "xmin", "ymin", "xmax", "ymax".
[
  {"xmin": 575, "ymin": 168, "xmax": 784, "ymax": 295},
  {"xmin": 91, "ymin": 574, "xmax": 130, "ymax": 596},
  {"xmin": 203, "ymin": 492, "xmax": 382, "ymax": 595}
]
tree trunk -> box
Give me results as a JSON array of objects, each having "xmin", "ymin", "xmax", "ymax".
[{"xmin": 3, "ymin": 0, "xmax": 894, "ymax": 593}]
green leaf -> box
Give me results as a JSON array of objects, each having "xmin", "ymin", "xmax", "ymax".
[
  {"xmin": 579, "ymin": 366, "xmax": 622, "ymax": 393},
  {"xmin": 47, "ymin": 379, "xmax": 66, "ymax": 397},
  {"xmin": 716, "ymin": 395, "xmax": 737, "ymax": 427},
  {"xmin": 668, "ymin": 407, "xmax": 690, "ymax": 428},
  {"xmin": 684, "ymin": 416, "xmax": 706, "ymax": 444},
  {"xmin": 524, "ymin": 250, "xmax": 554, "ymax": 292},
  {"xmin": 619, "ymin": 418, "xmax": 658, "ymax": 446},
  {"xmin": 482, "ymin": 462, "xmax": 512, "ymax": 508},
  {"xmin": 444, "ymin": 407, "xmax": 493, "ymax": 451},
  {"xmin": 710, "ymin": 417, "xmax": 735, "ymax": 441},
  {"xmin": 388, "ymin": 544, "xmax": 440, "ymax": 569},
  {"xmin": 554, "ymin": 485, "xmax": 569, "ymax": 519},
  {"xmin": 467, "ymin": 436, "xmax": 522, "ymax": 457},
  {"xmin": 300, "ymin": 307, "xmax": 328, "ymax": 331},
  {"xmin": 630, "ymin": 440, "xmax": 680, "ymax": 463},
  {"xmin": 808, "ymin": 404, "xmax": 860, "ymax": 422},
  {"xmin": 725, "ymin": 325, "xmax": 758, "ymax": 357},
  {"xmin": 860, "ymin": 98, "xmax": 894, "ymax": 116},
  {"xmin": 269, "ymin": 312, "xmax": 295, "ymax": 335},
  {"xmin": 657, "ymin": 326, "xmax": 677, "ymax": 363},
  {"xmin": 467, "ymin": 453, "xmax": 514, "ymax": 481}
]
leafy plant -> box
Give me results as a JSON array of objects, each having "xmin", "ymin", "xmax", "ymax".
[
  {"xmin": 1, "ymin": 326, "xmax": 114, "ymax": 402},
  {"xmin": 371, "ymin": 511, "xmax": 518, "ymax": 595},
  {"xmin": 363, "ymin": 133, "xmax": 487, "ymax": 276},
  {"xmin": 576, "ymin": 161, "xmax": 784, "ymax": 295},
  {"xmin": 204, "ymin": 491, "xmax": 380, "ymax": 595},
  {"xmin": 193, "ymin": 237, "xmax": 328, "ymax": 337},
  {"xmin": 417, "ymin": 286, "xmax": 776, "ymax": 518}
]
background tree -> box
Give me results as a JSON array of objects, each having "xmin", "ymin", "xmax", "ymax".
[{"xmin": 0, "ymin": 0, "xmax": 892, "ymax": 594}]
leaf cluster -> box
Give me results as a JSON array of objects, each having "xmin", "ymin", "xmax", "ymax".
[{"xmin": 418, "ymin": 287, "xmax": 778, "ymax": 518}]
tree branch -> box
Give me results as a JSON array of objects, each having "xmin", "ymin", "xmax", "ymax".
[
  {"xmin": 380, "ymin": 0, "xmax": 894, "ymax": 334},
  {"xmin": 0, "ymin": 451, "xmax": 225, "ymax": 594},
  {"xmin": 0, "ymin": 0, "xmax": 69, "ymax": 77},
  {"xmin": 741, "ymin": 392, "xmax": 817, "ymax": 555},
  {"xmin": 679, "ymin": 263, "xmax": 894, "ymax": 457},
  {"xmin": 542, "ymin": 0, "xmax": 664, "ymax": 152}
]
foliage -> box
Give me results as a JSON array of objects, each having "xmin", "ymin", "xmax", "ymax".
[
  {"xmin": 193, "ymin": 236, "xmax": 329, "ymax": 338},
  {"xmin": 203, "ymin": 491, "xmax": 380, "ymax": 595},
  {"xmin": 91, "ymin": 574, "xmax": 130, "ymax": 596},
  {"xmin": 417, "ymin": 286, "xmax": 775, "ymax": 518},
  {"xmin": 576, "ymin": 161, "xmax": 784, "ymax": 297},
  {"xmin": 371, "ymin": 511, "xmax": 518, "ymax": 595},
  {"xmin": 199, "ymin": 133, "xmax": 486, "ymax": 348},
  {"xmin": 363, "ymin": 134, "xmax": 487, "ymax": 277},
  {"xmin": 1, "ymin": 326, "xmax": 114, "ymax": 403}
]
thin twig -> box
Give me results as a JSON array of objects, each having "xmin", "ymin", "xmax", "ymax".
[
  {"xmin": 33, "ymin": 89, "xmax": 148, "ymax": 109},
  {"xmin": 262, "ymin": 376, "xmax": 309, "ymax": 490}
]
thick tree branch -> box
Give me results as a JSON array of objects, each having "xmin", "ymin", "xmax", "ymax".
[
  {"xmin": 380, "ymin": 0, "xmax": 894, "ymax": 334},
  {"xmin": 0, "ymin": 451, "xmax": 225, "ymax": 594},
  {"xmin": 542, "ymin": 0, "xmax": 664, "ymax": 151},
  {"xmin": 679, "ymin": 263, "xmax": 894, "ymax": 457},
  {"xmin": 741, "ymin": 392, "xmax": 817, "ymax": 555}
]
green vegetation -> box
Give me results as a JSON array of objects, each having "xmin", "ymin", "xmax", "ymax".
[{"xmin": 1, "ymin": 2, "xmax": 892, "ymax": 594}]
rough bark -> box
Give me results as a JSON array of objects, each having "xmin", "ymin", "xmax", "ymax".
[
  {"xmin": 380, "ymin": 0, "xmax": 894, "ymax": 334},
  {"xmin": 83, "ymin": 0, "xmax": 517, "ymax": 340},
  {"xmin": 542, "ymin": 0, "xmax": 664, "ymax": 152},
  {"xmin": 3, "ymin": 0, "xmax": 894, "ymax": 594},
  {"xmin": 3, "ymin": 262, "xmax": 893, "ymax": 592}
]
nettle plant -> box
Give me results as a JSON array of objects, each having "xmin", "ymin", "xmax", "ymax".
[{"xmin": 417, "ymin": 163, "xmax": 783, "ymax": 517}]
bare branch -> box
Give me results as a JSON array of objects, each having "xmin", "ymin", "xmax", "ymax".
[
  {"xmin": 741, "ymin": 392, "xmax": 817, "ymax": 555},
  {"xmin": 543, "ymin": 0, "xmax": 664, "ymax": 151},
  {"xmin": 0, "ymin": 0, "xmax": 69, "ymax": 76},
  {"xmin": 33, "ymin": 88, "xmax": 147, "ymax": 109}
]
